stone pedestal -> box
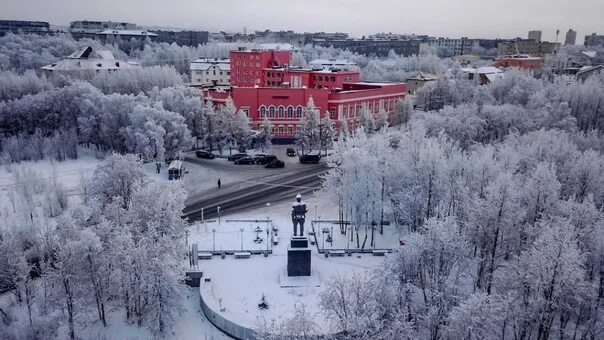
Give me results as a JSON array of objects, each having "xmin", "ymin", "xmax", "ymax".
[{"xmin": 287, "ymin": 237, "xmax": 311, "ymax": 277}]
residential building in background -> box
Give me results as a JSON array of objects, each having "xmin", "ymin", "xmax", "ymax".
[
  {"xmin": 406, "ymin": 73, "xmax": 438, "ymax": 94},
  {"xmin": 497, "ymin": 40, "xmax": 559, "ymax": 56},
  {"xmin": 493, "ymin": 55, "xmax": 542, "ymax": 70},
  {"xmin": 206, "ymin": 47, "xmax": 406, "ymax": 140},
  {"xmin": 69, "ymin": 20, "xmax": 136, "ymax": 32},
  {"xmin": 427, "ymin": 37, "xmax": 477, "ymax": 56},
  {"xmin": 565, "ymin": 29, "xmax": 577, "ymax": 45},
  {"xmin": 152, "ymin": 30, "xmax": 209, "ymax": 46},
  {"xmin": 190, "ymin": 58, "xmax": 230, "ymax": 87},
  {"xmin": 576, "ymin": 65, "xmax": 604, "ymax": 82},
  {"xmin": 96, "ymin": 29, "xmax": 158, "ymax": 42},
  {"xmin": 0, "ymin": 20, "xmax": 49, "ymax": 36},
  {"xmin": 302, "ymin": 31, "xmax": 349, "ymax": 45},
  {"xmin": 460, "ymin": 66, "xmax": 504, "ymax": 85},
  {"xmin": 585, "ymin": 33, "xmax": 604, "ymax": 47},
  {"xmin": 528, "ymin": 30, "xmax": 542, "ymax": 42},
  {"xmin": 309, "ymin": 59, "xmax": 358, "ymax": 71},
  {"xmin": 311, "ymin": 38, "xmax": 421, "ymax": 57}
]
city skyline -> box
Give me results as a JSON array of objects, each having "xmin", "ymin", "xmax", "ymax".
[{"xmin": 2, "ymin": 0, "xmax": 603, "ymax": 44}]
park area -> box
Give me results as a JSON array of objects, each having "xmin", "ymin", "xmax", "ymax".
[{"xmin": 186, "ymin": 203, "xmax": 404, "ymax": 336}]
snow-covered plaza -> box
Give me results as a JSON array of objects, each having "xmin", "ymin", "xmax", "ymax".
[{"xmin": 187, "ymin": 203, "xmax": 404, "ymax": 337}]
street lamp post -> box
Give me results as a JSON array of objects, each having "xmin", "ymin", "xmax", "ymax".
[
  {"xmin": 240, "ymin": 227, "xmax": 244, "ymax": 251},
  {"xmin": 266, "ymin": 202, "xmax": 271, "ymax": 229},
  {"xmin": 212, "ymin": 228, "xmax": 216, "ymax": 252}
]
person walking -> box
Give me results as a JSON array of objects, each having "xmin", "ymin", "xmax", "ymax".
[{"xmin": 217, "ymin": 178, "xmax": 221, "ymax": 189}]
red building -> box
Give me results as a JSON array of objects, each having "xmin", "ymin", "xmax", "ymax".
[
  {"xmin": 208, "ymin": 47, "xmax": 407, "ymax": 140},
  {"xmin": 230, "ymin": 47, "xmax": 291, "ymax": 87},
  {"xmin": 493, "ymin": 55, "xmax": 542, "ymax": 71}
]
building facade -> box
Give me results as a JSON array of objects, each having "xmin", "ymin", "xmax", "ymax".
[
  {"xmin": 528, "ymin": 30, "xmax": 542, "ymax": 42},
  {"xmin": 565, "ymin": 29, "xmax": 577, "ymax": 45},
  {"xmin": 206, "ymin": 48, "xmax": 406, "ymax": 140},
  {"xmin": 427, "ymin": 37, "xmax": 477, "ymax": 56},
  {"xmin": 497, "ymin": 41, "xmax": 559, "ymax": 56},
  {"xmin": 230, "ymin": 48, "xmax": 292, "ymax": 87},
  {"xmin": 190, "ymin": 58, "xmax": 230, "ymax": 87},
  {"xmin": 309, "ymin": 59, "xmax": 358, "ymax": 71},
  {"xmin": 312, "ymin": 39, "xmax": 421, "ymax": 57},
  {"xmin": 585, "ymin": 33, "xmax": 604, "ymax": 47},
  {"xmin": 493, "ymin": 55, "xmax": 541, "ymax": 70},
  {"xmin": 153, "ymin": 30, "xmax": 209, "ymax": 46},
  {"xmin": 406, "ymin": 73, "xmax": 438, "ymax": 94},
  {"xmin": 69, "ymin": 20, "xmax": 136, "ymax": 31},
  {"xmin": 0, "ymin": 20, "xmax": 49, "ymax": 36}
]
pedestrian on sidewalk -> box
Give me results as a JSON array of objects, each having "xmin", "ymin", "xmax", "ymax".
[{"xmin": 218, "ymin": 178, "xmax": 221, "ymax": 189}]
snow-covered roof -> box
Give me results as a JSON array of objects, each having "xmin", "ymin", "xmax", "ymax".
[
  {"xmin": 168, "ymin": 160, "xmax": 183, "ymax": 170},
  {"xmin": 42, "ymin": 46, "xmax": 138, "ymax": 72},
  {"xmin": 475, "ymin": 66, "xmax": 503, "ymax": 74},
  {"xmin": 498, "ymin": 54, "xmax": 541, "ymax": 61},
  {"xmin": 485, "ymin": 72, "xmax": 505, "ymax": 82},
  {"xmin": 582, "ymin": 51, "xmax": 597, "ymax": 59},
  {"xmin": 577, "ymin": 65, "xmax": 604, "ymax": 76},
  {"xmin": 309, "ymin": 58, "xmax": 357, "ymax": 71},
  {"xmin": 97, "ymin": 29, "xmax": 158, "ymax": 37},
  {"xmin": 190, "ymin": 58, "xmax": 230, "ymax": 71},
  {"xmin": 41, "ymin": 58, "xmax": 138, "ymax": 72},
  {"xmin": 258, "ymin": 43, "xmax": 295, "ymax": 51},
  {"xmin": 407, "ymin": 72, "xmax": 438, "ymax": 81},
  {"xmin": 310, "ymin": 59, "xmax": 356, "ymax": 66}
]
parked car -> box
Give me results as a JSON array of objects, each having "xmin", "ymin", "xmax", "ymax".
[
  {"xmin": 265, "ymin": 159, "xmax": 285, "ymax": 168},
  {"xmin": 286, "ymin": 148, "xmax": 296, "ymax": 157},
  {"xmin": 256, "ymin": 155, "xmax": 277, "ymax": 165},
  {"xmin": 227, "ymin": 153, "xmax": 248, "ymax": 161},
  {"xmin": 195, "ymin": 150, "xmax": 215, "ymax": 159},
  {"xmin": 299, "ymin": 154, "xmax": 321, "ymax": 164},
  {"xmin": 252, "ymin": 153, "xmax": 266, "ymax": 161},
  {"xmin": 234, "ymin": 157, "xmax": 256, "ymax": 165}
]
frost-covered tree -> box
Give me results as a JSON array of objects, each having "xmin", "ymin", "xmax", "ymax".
[
  {"xmin": 358, "ymin": 103, "xmax": 375, "ymax": 133},
  {"xmin": 296, "ymin": 97, "xmax": 321, "ymax": 153},
  {"xmin": 319, "ymin": 114, "xmax": 335, "ymax": 155}
]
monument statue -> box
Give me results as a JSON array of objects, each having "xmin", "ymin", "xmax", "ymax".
[{"xmin": 291, "ymin": 194, "xmax": 308, "ymax": 236}]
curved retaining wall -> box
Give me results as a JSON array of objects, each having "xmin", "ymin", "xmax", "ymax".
[{"xmin": 199, "ymin": 286, "xmax": 257, "ymax": 340}]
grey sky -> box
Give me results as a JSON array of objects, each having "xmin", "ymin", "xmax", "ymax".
[{"xmin": 3, "ymin": 0, "xmax": 603, "ymax": 43}]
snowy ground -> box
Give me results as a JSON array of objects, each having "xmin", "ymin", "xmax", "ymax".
[
  {"xmin": 0, "ymin": 285, "xmax": 230, "ymax": 340},
  {"xmin": 188, "ymin": 195, "xmax": 403, "ymax": 335}
]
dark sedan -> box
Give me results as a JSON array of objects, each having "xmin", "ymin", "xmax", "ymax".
[
  {"xmin": 234, "ymin": 157, "xmax": 256, "ymax": 165},
  {"xmin": 265, "ymin": 159, "xmax": 285, "ymax": 168},
  {"xmin": 228, "ymin": 153, "xmax": 248, "ymax": 161},
  {"xmin": 256, "ymin": 155, "xmax": 277, "ymax": 165},
  {"xmin": 195, "ymin": 150, "xmax": 215, "ymax": 159},
  {"xmin": 299, "ymin": 154, "xmax": 321, "ymax": 164}
]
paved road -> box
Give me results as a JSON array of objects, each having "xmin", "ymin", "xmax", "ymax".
[{"xmin": 182, "ymin": 156, "xmax": 328, "ymax": 222}]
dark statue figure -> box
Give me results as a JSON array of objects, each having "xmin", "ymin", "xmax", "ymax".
[{"xmin": 291, "ymin": 194, "xmax": 308, "ymax": 236}]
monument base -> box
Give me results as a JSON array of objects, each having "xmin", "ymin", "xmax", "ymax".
[
  {"xmin": 288, "ymin": 236, "xmax": 311, "ymax": 277},
  {"xmin": 279, "ymin": 268, "xmax": 321, "ymax": 288}
]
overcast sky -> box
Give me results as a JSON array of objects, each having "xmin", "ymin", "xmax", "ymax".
[{"xmin": 3, "ymin": 0, "xmax": 603, "ymax": 43}]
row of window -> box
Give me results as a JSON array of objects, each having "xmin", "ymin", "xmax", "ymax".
[
  {"xmin": 236, "ymin": 69, "xmax": 260, "ymax": 75},
  {"xmin": 235, "ymin": 54, "xmax": 261, "ymax": 60},
  {"xmin": 203, "ymin": 70, "xmax": 229, "ymax": 76},
  {"xmin": 259, "ymin": 105, "xmax": 305, "ymax": 119},
  {"xmin": 341, "ymin": 98, "xmax": 398, "ymax": 119},
  {"xmin": 313, "ymin": 75, "xmax": 337, "ymax": 82},
  {"xmin": 236, "ymin": 61, "xmax": 261, "ymax": 67},
  {"xmin": 262, "ymin": 124, "xmax": 300, "ymax": 136}
]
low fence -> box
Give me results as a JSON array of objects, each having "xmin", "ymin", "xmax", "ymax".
[
  {"xmin": 309, "ymin": 221, "xmax": 394, "ymax": 254},
  {"xmin": 199, "ymin": 281, "xmax": 258, "ymax": 340}
]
